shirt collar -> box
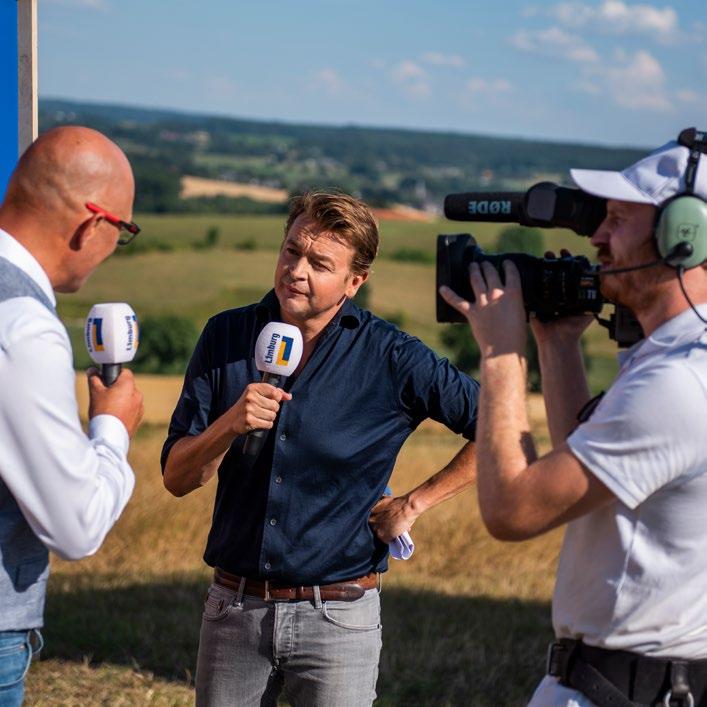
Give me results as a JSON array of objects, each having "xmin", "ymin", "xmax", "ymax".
[
  {"xmin": 0, "ymin": 228, "xmax": 56, "ymax": 306},
  {"xmin": 255, "ymin": 289, "xmax": 361, "ymax": 332},
  {"xmin": 618, "ymin": 303, "xmax": 707, "ymax": 368}
]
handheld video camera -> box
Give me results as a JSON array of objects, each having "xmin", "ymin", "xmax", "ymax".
[{"xmin": 436, "ymin": 181, "xmax": 644, "ymax": 346}]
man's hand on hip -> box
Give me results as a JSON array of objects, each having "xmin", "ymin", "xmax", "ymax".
[
  {"xmin": 227, "ymin": 383, "xmax": 292, "ymax": 437},
  {"xmin": 87, "ymin": 368, "xmax": 144, "ymax": 438},
  {"xmin": 369, "ymin": 495, "xmax": 418, "ymax": 544}
]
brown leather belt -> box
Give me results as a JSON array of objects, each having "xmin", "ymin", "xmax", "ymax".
[{"xmin": 214, "ymin": 567, "xmax": 379, "ymax": 602}]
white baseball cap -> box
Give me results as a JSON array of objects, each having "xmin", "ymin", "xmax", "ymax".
[{"xmin": 570, "ymin": 136, "xmax": 707, "ymax": 206}]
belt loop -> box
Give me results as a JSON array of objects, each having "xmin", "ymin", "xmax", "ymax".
[
  {"xmin": 29, "ymin": 629, "xmax": 43, "ymax": 655},
  {"xmin": 235, "ymin": 576, "xmax": 246, "ymax": 606},
  {"xmin": 312, "ymin": 584, "xmax": 322, "ymax": 609},
  {"xmin": 377, "ymin": 572, "xmax": 382, "ymax": 593},
  {"xmin": 264, "ymin": 580, "xmax": 271, "ymax": 602}
]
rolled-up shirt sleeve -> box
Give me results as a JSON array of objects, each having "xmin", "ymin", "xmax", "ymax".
[
  {"xmin": 0, "ymin": 309, "xmax": 134, "ymax": 561},
  {"xmin": 392, "ymin": 333, "xmax": 479, "ymax": 439}
]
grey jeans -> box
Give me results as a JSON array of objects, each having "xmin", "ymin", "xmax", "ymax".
[{"xmin": 195, "ymin": 581, "xmax": 382, "ymax": 707}]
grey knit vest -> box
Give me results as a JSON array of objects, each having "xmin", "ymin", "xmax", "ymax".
[{"xmin": 0, "ymin": 256, "xmax": 54, "ymax": 630}]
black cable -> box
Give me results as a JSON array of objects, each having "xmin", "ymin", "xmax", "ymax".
[
  {"xmin": 677, "ymin": 265, "xmax": 707, "ymax": 324},
  {"xmin": 593, "ymin": 259, "xmax": 662, "ymax": 276}
]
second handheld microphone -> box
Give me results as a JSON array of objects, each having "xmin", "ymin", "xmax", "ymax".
[
  {"xmin": 84, "ymin": 303, "xmax": 139, "ymax": 386},
  {"xmin": 243, "ymin": 321, "xmax": 303, "ymax": 457}
]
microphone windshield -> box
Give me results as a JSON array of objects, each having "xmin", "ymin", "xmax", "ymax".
[
  {"xmin": 85, "ymin": 303, "xmax": 139, "ymax": 365},
  {"xmin": 254, "ymin": 322, "xmax": 303, "ymax": 377}
]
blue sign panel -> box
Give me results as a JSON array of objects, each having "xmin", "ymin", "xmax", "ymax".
[{"xmin": 1, "ymin": 1, "xmax": 18, "ymax": 199}]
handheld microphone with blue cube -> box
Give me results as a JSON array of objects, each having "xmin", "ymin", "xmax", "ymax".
[
  {"xmin": 244, "ymin": 321, "xmax": 303, "ymax": 457},
  {"xmin": 84, "ymin": 303, "xmax": 139, "ymax": 386}
]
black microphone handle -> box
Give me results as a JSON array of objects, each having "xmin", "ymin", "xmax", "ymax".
[
  {"xmin": 243, "ymin": 372, "xmax": 286, "ymax": 457},
  {"xmin": 101, "ymin": 363, "xmax": 122, "ymax": 387},
  {"xmin": 444, "ymin": 191, "xmax": 526, "ymax": 223}
]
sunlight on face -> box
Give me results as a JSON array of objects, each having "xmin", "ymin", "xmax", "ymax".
[{"xmin": 274, "ymin": 214, "xmax": 366, "ymax": 325}]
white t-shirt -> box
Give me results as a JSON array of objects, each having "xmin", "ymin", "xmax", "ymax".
[{"xmin": 555, "ymin": 304, "xmax": 707, "ymax": 660}]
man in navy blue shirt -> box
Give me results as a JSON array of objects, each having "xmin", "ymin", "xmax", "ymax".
[{"xmin": 162, "ymin": 191, "xmax": 479, "ymax": 707}]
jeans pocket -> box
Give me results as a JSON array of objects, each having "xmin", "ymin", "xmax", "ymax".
[
  {"xmin": 0, "ymin": 632, "xmax": 32, "ymax": 690},
  {"xmin": 322, "ymin": 590, "xmax": 382, "ymax": 632},
  {"xmin": 202, "ymin": 584, "xmax": 237, "ymax": 622}
]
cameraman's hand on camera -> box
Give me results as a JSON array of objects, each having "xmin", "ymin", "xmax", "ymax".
[
  {"xmin": 440, "ymin": 260, "xmax": 527, "ymax": 359},
  {"xmin": 529, "ymin": 250, "xmax": 594, "ymax": 348}
]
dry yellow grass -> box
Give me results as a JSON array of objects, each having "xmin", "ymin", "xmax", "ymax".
[
  {"xmin": 180, "ymin": 176, "xmax": 287, "ymax": 202},
  {"xmin": 26, "ymin": 378, "xmax": 561, "ymax": 705},
  {"xmin": 75, "ymin": 374, "xmax": 184, "ymax": 426}
]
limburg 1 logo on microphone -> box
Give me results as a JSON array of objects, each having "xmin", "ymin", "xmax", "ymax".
[
  {"xmin": 87, "ymin": 317, "xmax": 105, "ymax": 352},
  {"xmin": 264, "ymin": 331, "xmax": 295, "ymax": 367}
]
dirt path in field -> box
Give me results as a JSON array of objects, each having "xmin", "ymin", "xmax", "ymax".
[{"xmin": 180, "ymin": 175, "xmax": 288, "ymax": 202}]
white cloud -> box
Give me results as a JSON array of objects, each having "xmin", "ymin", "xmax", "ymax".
[
  {"xmin": 550, "ymin": 1, "xmax": 679, "ymax": 42},
  {"xmin": 465, "ymin": 78, "xmax": 513, "ymax": 95},
  {"xmin": 311, "ymin": 68, "xmax": 346, "ymax": 96},
  {"xmin": 510, "ymin": 26, "xmax": 599, "ymax": 63},
  {"xmin": 390, "ymin": 61, "xmax": 431, "ymax": 100},
  {"xmin": 390, "ymin": 60, "xmax": 427, "ymax": 82},
  {"xmin": 421, "ymin": 52, "xmax": 465, "ymax": 68},
  {"xmin": 603, "ymin": 50, "xmax": 671, "ymax": 110},
  {"xmin": 675, "ymin": 88, "xmax": 703, "ymax": 105}
]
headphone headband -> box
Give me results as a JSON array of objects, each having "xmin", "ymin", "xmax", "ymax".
[{"xmin": 677, "ymin": 128, "xmax": 707, "ymax": 195}]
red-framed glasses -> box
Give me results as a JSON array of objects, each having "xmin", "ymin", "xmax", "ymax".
[{"xmin": 85, "ymin": 202, "xmax": 141, "ymax": 246}]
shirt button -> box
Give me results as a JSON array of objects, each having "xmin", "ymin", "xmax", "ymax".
[
  {"xmin": 275, "ymin": 476, "xmax": 282, "ymax": 484},
  {"xmin": 270, "ymin": 518, "xmax": 277, "ymax": 526},
  {"xmin": 279, "ymin": 433, "xmax": 287, "ymax": 441},
  {"xmin": 264, "ymin": 561, "xmax": 271, "ymax": 570}
]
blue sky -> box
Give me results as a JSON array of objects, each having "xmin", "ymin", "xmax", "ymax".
[{"xmin": 39, "ymin": 0, "xmax": 706, "ymax": 148}]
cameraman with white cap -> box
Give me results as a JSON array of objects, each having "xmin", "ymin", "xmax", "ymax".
[{"xmin": 441, "ymin": 128, "xmax": 707, "ymax": 706}]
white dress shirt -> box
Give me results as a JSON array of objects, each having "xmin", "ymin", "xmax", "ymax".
[{"xmin": 0, "ymin": 228, "xmax": 135, "ymax": 560}]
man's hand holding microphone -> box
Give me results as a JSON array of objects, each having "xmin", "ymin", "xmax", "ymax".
[{"xmin": 85, "ymin": 303, "xmax": 144, "ymax": 438}]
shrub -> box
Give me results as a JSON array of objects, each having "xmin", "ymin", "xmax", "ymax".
[
  {"xmin": 234, "ymin": 238, "xmax": 257, "ymax": 251},
  {"xmin": 205, "ymin": 226, "xmax": 220, "ymax": 248},
  {"xmin": 496, "ymin": 226, "xmax": 545, "ymax": 257},
  {"xmin": 113, "ymin": 239, "xmax": 174, "ymax": 256},
  {"xmin": 441, "ymin": 321, "xmax": 589, "ymax": 393},
  {"xmin": 441, "ymin": 323, "xmax": 542, "ymax": 391},
  {"xmin": 389, "ymin": 248, "xmax": 434, "ymax": 264},
  {"xmin": 132, "ymin": 315, "xmax": 199, "ymax": 375},
  {"xmin": 352, "ymin": 282, "xmax": 370, "ymax": 309}
]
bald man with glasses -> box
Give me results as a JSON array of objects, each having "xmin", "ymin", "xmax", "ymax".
[{"xmin": 0, "ymin": 126, "xmax": 143, "ymax": 705}]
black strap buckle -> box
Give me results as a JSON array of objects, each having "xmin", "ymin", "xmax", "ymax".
[{"xmin": 547, "ymin": 639, "xmax": 577, "ymax": 684}]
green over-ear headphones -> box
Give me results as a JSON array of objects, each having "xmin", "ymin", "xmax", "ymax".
[{"xmin": 655, "ymin": 128, "xmax": 707, "ymax": 269}]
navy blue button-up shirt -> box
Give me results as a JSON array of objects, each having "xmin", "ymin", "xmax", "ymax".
[{"xmin": 162, "ymin": 290, "xmax": 479, "ymax": 584}]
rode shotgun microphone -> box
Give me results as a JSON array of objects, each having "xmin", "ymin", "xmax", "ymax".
[
  {"xmin": 444, "ymin": 183, "xmax": 607, "ymax": 236},
  {"xmin": 244, "ymin": 321, "xmax": 303, "ymax": 457},
  {"xmin": 84, "ymin": 303, "xmax": 139, "ymax": 386}
]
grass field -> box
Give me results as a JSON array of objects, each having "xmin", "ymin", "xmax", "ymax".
[
  {"xmin": 29, "ymin": 214, "xmax": 624, "ymax": 704},
  {"xmin": 26, "ymin": 379, "xmax": 561, "ymax": 706}
]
